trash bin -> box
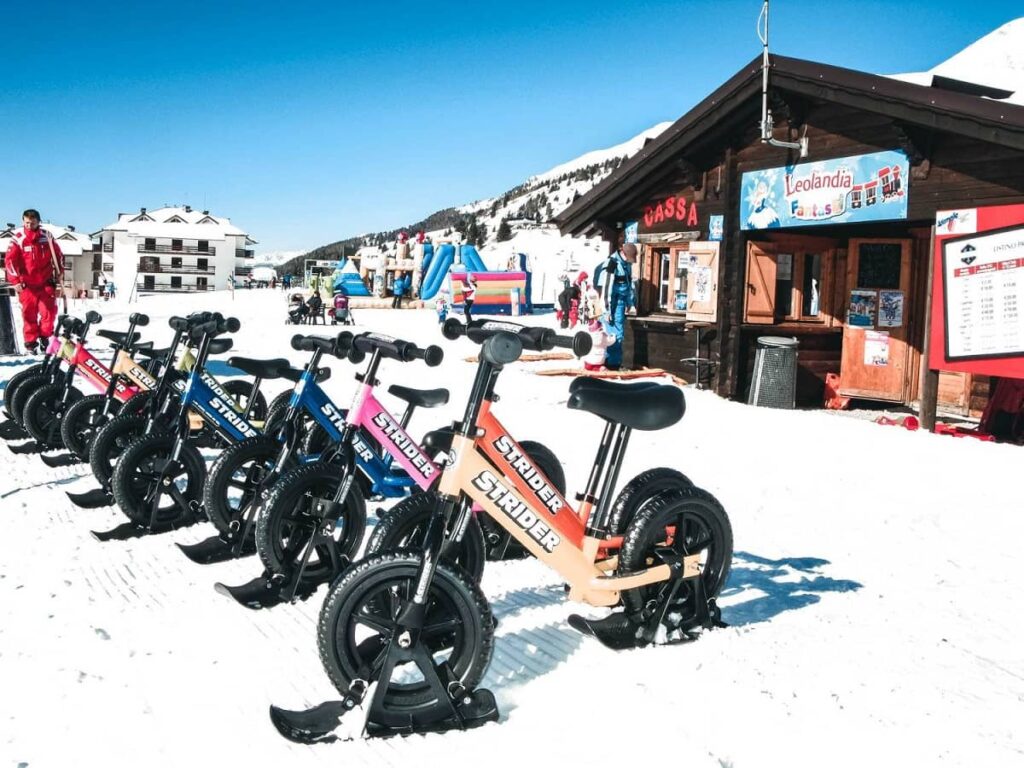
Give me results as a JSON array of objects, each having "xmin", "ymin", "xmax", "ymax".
[{"xmin": 748, "ymin": 336, "xmax": 799, "ymax": 409}]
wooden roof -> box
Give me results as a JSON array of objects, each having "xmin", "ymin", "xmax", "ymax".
[{"xmin": 557, "ymin": 54, "xmax": 1024, "ymax": 237}]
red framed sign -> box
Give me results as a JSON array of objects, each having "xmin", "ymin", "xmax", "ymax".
[{"xmin": 930, "ymin": 203, "xmax": 1024, "ymax": 377}]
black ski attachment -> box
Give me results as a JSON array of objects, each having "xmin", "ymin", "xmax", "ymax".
[{"xmin": 66, "ymin": 488, "xmax": 115, "ymax": 508}]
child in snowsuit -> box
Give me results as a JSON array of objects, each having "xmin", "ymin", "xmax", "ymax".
[
  {"xmin": 582, "ymin": 317, "xmax": 616, "ymax": 372},
  {"xmin": 435, "ymin": 290, "xmax": 450, "ymax": 324}
]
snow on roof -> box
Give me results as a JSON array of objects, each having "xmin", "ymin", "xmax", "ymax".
[
  {"xmin": 99, "ymin": 206, "xmax": 250, "ymax": 237},
  {"xmin": 889, "ymin": 17, "xmax": 1024, "ymax": 105},
  {"xmin": 0, "ymin": 223, "xmax": 93, "ymax": 256}
]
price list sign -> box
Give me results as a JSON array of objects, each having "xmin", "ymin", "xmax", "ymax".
[{"xmin": 942, "ymin": 224, "xmax": 1024, "ymax": 361}]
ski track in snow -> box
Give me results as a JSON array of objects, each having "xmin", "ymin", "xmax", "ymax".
[{"xmin": 2, "ymin": 290, "xmax": 1023, "ymax": 768}]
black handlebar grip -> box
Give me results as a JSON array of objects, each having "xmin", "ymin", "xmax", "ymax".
[
  {"xmin": 347, "ymin": 347, "xmax": 367, "ymax": 365},
  {"xmin": 86, "ymin": 310, "xmax": 102, "ymax": 324},
  {"xmin": 168, "ymin": 316, "xmax": 189, "ymax": 331},
  {"xmin": 129, "ymin": 312, "xmax": 150, "ymax": 327},
  {"xmin": 481, "ymin": 332, "xmax": 523, "ymax": 367},
  {"xmin": 441, "ymin": 317, "xmax": 467, "ymax": 340},
  {"xmin": 420, "ymin": 344, "xmax": 444, "ymax": 367},
  {"xmin": 221, "ymin": 317, "xmax": 240, "ymax": 334},
  {"xmin": 571, "ymin": 331, "xmax": 592, "ymax": 357},
  {"xmin": 290, "ymin": 334, "xmax": 307, "ymax": 352},
  {"xmin": 333, "ymin": 331, "xmax": 355, "ymax": 358}
]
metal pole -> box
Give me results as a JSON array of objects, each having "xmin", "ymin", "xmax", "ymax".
[{"xmin": 919, "ymin": 225, "xmax": 939, "ymax": 432}]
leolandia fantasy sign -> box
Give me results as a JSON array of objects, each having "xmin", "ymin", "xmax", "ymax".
[{"xmin": 740, "ymin": 150, "xmax": 909, "ymax": 230}]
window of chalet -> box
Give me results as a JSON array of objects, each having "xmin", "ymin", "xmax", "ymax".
[
  {"xmin": 171, "ymin": 239, "xmax": 183, "ymax": 251},
  {"xmin": 744, "ymin": 241, "xmax": 839, "ymax": 326},
  {"xmin": 651, "ymin": 241, "xmax": 719, "ymax": 322}
]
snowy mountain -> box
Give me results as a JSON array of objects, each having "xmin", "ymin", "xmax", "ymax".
[
  {"xmin": 287, "ymin": 122, "xmax": 673, "ymax": 299},
  {"xmin": 889, "ymin": 17, "xmax": 1024, "ymax": 104}
]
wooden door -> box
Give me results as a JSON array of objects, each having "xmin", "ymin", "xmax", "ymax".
[{"xmin": 839, "ymin": 239, "xmax": 913, "ymax": 402}]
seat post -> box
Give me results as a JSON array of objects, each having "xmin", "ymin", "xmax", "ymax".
[
  {"xmin": 585, "ymin": 424, "xmax": 633, "ymax": 537},
  {"xmin": 398, "ymin": 403, "xmax": 416, "ymax": 430}
]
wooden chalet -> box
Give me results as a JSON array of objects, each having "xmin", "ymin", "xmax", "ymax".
[{"xmin": 557, "ymin": 54, "xmax": 1024, "ymax": 414}]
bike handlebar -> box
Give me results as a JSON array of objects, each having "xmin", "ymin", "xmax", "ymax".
[
  {"xmin": 349, "ymin": 332, "xmax": 443, "ymax": 367},
  {"xmin": 85, "ymin": 311, "xmax": 102, "ymax": 324},
  {"xmin": 442, "ymin": 318, "xmax": 592, "ymax": 358},
  {"xmin": 190, "ymin": 315, "xmax": 239, "ymax": 340},
  {"xmin": 129, "ymin": 312, "xmax": 150, "ymax": 327},
  {"xmin": 168, "ymin": 311, "xmax": 219, "ymax": 332},
  {"xmin": 290, "ymin": 331, "xmax": 354, "ymax": 359}
]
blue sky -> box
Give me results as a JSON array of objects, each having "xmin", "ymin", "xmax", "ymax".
[{"xmin": 3, "ymin": 1, "xmax": 1020, "ymax": 252}]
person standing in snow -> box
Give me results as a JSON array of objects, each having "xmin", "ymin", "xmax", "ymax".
[
  {"xmin": 595, "ymin": 237, "xmax": 637, "ymax": 370},
  {"xmin": 391, "ymin": 273, "xmax": 407, "ymax": 309},
  {"xmin": 462, "ymin": 273, "xmax": 478, "ymax": 323},
  {"xmin": 411, "ymin": 231, "xmax": 425, "ymax": 298},
  {"xmin": 5, "ymin": 209, "xmax": 62, "ymax": 354},
  {"xmin": 435, "ymin": 288, "xmax": 450, "ymax": 324}
]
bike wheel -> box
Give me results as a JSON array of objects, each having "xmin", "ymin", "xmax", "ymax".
[
  {"xmin": 24, "ymin": 383, "xmax": 81, "ymax": 448},
  {"xmin": 203, "ymin": 435, "xmax": 295, "ymax": 536},
  {"xmin": 3, "ymin": 363, "xmax": 45, "ymax": 418},
  {"xmin": 260, "ymin": 390, "xmax": 292, "ymax": 434},
  {"xmin": 62, "ymin": 395, "xmax": 120, "ymax": 459},
  {"xmin": 366, "ymin": 492, "xmax": 487, "ymax": 582},
  {"xmin": 606, "ymin": 467, "xmax": 692, "ymax": 537},
  {"xmin": 255, "ymin": 462, "xmax": 366, "ymax": 581},
  {"xmin": 89, "ymin": 413, "xmax": 151, "ymax": 489},
  {"xmin": 111, "ymin": 433, "xmax": 207, "ymax": 526},
  {"xmin": 119, "ymin": 390, "xmax": 154, "ymax": 417},
  {"xmin": 10, "ymin": 374, "xmax": 49, "ymax": 426},
  {"xmin": 618, "ymin": 485, "xmax": 733, "ymax": 616},
  {"xmin": 318, "ymin": 551, "xmax": 494, "ymax": 711}
]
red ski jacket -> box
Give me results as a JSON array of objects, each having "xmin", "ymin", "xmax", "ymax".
[{"xmin": 5, "ymin": 226, "xmax": 63, "ymax": 289}]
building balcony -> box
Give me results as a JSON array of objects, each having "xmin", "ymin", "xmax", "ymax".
[
  {"xmin": 136, "ymin": 282, "xmax": 216, "ymax": 293},
  {"xmin": 137, "ymin": 243, "xmax": 217, "ymax": 256},
  {"xmin": 235, "ymin": 249, "xmax": 255, "ymax": 259},
  {"xmin": 102, "ymin": 242, "xmax": 113, "ymax": 252},
  {"xmin": 137, "ymin": 262, "xmax": 216, "ymax": 275}
]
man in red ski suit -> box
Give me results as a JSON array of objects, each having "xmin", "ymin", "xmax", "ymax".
[{"xmin": 5, "ymin": 209, "xmax": 62, "ymax": 353}]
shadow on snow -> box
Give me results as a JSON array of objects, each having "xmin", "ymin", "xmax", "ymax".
[{"xmin": 718, "ymin": 550, "xmax": 862, "ymax": 627}]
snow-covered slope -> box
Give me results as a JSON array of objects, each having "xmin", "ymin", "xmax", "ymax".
[{"xmin": 890, "ymin": 17, "xmax": 1024, "ymax": 104}]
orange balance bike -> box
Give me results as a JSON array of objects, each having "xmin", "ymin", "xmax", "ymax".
[{"xmin": 270, "ymin": 319, "xmax": 732, "ymax": 742}]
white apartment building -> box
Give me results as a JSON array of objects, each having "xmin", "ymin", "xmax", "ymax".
[
  {"xmin": 93, "ymin": 206, "xmax": 256, "ymax": 295},
  {"xmin": 1, "ymin": 222, "xmax": 97, "ymax": 292}
]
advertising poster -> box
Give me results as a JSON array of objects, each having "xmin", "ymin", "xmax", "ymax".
[
  {"xmin": 624, "ymin": 221, "xmax": 639, "ymax": 244},
  {"xmin": 691, "ymin": 265, "xmax": 712, "ymax": 303},
  {"xmin": 709, "ymin": 215, "xmax": 724, "ymax": 241},
  {"xmin": 848, "ymin": 289, "xmax": 877, "ymax": 328},
  {"xmin": 740, "ymin": 150, "xmax": 909, "ymax": 230},
  {"xmin": 864, "ymin": 331, "xmax": 890, "ymax": 366},
  {"xmin": 878, "ymin": 290, "xmax": 904, "ymax": 328},
  {"xmin": 942, "ymin": 224, "xmax": 1024, "ymax": 361}
]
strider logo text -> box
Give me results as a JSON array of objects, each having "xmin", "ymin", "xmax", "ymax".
[{"xmin": 472, "ymin": 470, "xmax": 561, "ymax": 553}]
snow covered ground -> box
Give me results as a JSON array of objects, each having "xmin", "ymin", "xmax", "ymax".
[{"xmin": 2, "ymin": 289, "xmax": 1023, "ymax": 768}]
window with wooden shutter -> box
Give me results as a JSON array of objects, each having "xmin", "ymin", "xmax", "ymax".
[
  {"xmin": 744, "ymin": 242, "xmax": 777, "ymax": 324},
  {"xmin": 685, "ymin": 241, "xmax": 719, "ymax": 322}
]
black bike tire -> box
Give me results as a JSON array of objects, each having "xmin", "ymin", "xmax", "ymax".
[
  {"xmin": 365, "ymin": 492, "xmax": 488, "ymax": 582},
  {"xmin": 24, "ymin": 383, "xmax": 81, "ymax": 448},
  {"xmin": 3, "ymin": 363, "xmax": 45, "ymax": 418},
  {"xmin": 202, "ymin": 435, "xmax": 296, "ymax": 536},
  {"xmin": 255, "ymin": 461, "xmax": 366, "ymax": 579},
  {"xmin": 110, "ymin": 432, "xmax": 207, "ymax": 526},
  {"xmin": 606, "ymin": 467, "xmax": 692, "ymax": 537},
  {"xmin": 317, "ymin": 551, "xmax": 494, "ymax": 711},
  {"xmin": 61, "ymin": 394, "xmax": 120, "ymax": 459},
  {"xmin": 618, "ymin": 485, "xmax": 733, "ymax": 615}
]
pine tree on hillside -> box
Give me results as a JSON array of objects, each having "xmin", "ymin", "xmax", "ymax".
[{"xmin": 497, "ymin": 218, "xmax": 512, "ymax": 242}]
